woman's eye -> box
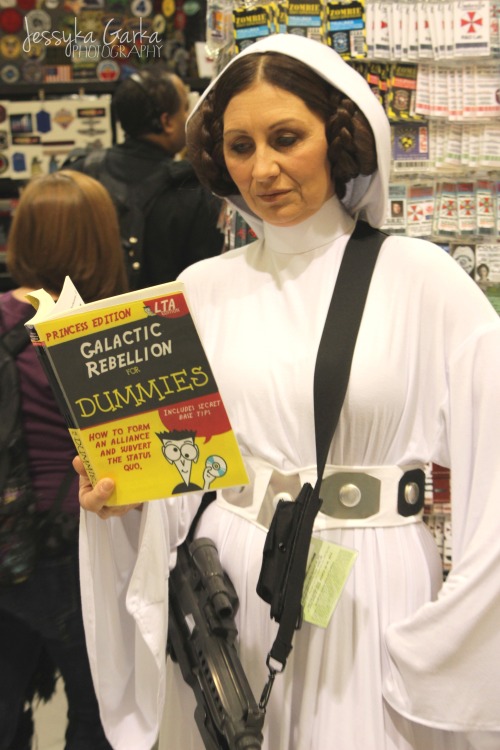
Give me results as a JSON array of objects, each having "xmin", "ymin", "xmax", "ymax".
[
  {"xmin": 228, "ymin": 141, "xmax": 252, "ymax": 155},
  {"xmin": 276, "ymin": 134, "xmax": 299, "ymax": 148}
]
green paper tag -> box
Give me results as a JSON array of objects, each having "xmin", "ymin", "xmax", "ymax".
[{"xmin": 302, "ymin": 537, "xmax": 358, "ymax": 628}]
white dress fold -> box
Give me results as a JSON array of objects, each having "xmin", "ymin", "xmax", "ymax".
[
  {"xmin": 79, "ymin": 197, "xmax": 500, "ymax": 750},
  {"xmin": 79, "ymin": 493, "xmax": 201, "ymax": 750}
]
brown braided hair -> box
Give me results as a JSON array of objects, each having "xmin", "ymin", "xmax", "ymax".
[{"xmin": 187, "ymin": 51, "xmax": 378, "ymax": 201}]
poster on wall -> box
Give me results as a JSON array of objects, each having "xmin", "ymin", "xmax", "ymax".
[
  {"xmin": 0, "ymin": 96, "xmax": 112, "ymax": 179},
  {"xmin": 475, "ymin": 243, "xmax": 500, "ymax": 314},
  {"xmin": 0, "ymin": 0, "xmax": 206, "ymax": 87}
]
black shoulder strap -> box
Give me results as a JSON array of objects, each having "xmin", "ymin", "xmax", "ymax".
[
  {"xmin": 83, "ymin": 148, "xmax": 173, "ymax": 210},
  {"xmin": 263, "ymin": 220, "xmax": 387, "ymax": 683},
  {"xmin": 185, "ymin": 491, "xmax": 217, "ymax": 544},
  {"xmin": 315, "ymin": 220, "xmax": 386, "ymax": 476},
  {"xmin": 81, "ymin": 148, "xmax": 107, "ymax": 178},
  {"xmin": 81, "ymin": 149, "xmax": 173, "ymax": 290},
  {"xmin": 0, "ymin": 305, "xmax": 32, "ymax": 460},
  {"xmin": 0, "ymin": 295, "xmax": 32, "ymax": 359},
  {"xmin": 1, "ymin": 320, "xmax": 31, "ymax": 356},
  {"xmin": 0, "ymin": 300, "xmax": 75, "ymax": 514}
]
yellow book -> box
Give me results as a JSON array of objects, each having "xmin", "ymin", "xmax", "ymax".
[{"xmin": 26, "ymin": 277, "xmax": 249, "ymax": 506}]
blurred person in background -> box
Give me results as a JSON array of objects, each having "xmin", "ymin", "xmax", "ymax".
[
  {"xmin": 64, "ymin": 68, "xmax": 224, "ymax": 288},
  {"xmin": 0, "ymin": 170, "xmax": 127, "ymax": 750}
]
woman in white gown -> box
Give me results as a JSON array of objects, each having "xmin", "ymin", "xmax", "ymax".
[{"xmin": 77, "ymin": 34, "xmax": 500, "ymax": 750}]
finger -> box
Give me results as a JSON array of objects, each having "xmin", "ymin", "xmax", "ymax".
[
  {"xmin": 72, "ymin": 455, "xmax": 84, "ymax": 476},
  {"xmin": 73, "ymin": 457, "xmax": 96, "ymax": 498},
  {"xmin": 80, "ymin": 477, "xmax": 115, "ymax": 513}
]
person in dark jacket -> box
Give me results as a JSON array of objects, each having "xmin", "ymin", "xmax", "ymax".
[{"xmin": 65, "ymin": 69, "xmax": 224, "ymax": 288}]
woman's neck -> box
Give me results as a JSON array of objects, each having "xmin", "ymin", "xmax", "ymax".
[{"xmin": 262, "ymin": 196, "xmax": 355, "ymax": 256}]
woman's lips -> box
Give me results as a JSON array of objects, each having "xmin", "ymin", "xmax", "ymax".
[{"xmin": 257, "ymin": 190, "xmax": 290, "ymax": 202}]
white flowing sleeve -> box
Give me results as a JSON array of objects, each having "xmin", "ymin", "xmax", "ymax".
[
  {"xmin": 383, "ymin": 321, "xmax": 500, "ymax": 742},
  {"xmin": 79, "ymin": 494, "xmax": 201, "ymax": 750}
]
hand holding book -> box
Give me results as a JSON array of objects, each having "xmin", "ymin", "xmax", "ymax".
[
  {"xmin": 72, "ymin": 456, "xmax": 139, "ymax": 519},
  {"xmin": 27, "ymin": 277, "xmax": 248, "ymax": 507}
]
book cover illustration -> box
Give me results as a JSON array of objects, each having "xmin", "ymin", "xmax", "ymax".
[{"xmin": 27, "ymin": 281, "xmax": 249, "ymax": 506}]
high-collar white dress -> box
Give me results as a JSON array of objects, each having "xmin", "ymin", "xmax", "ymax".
[{"xmin": 79, "ymin": 197, "xmax": 500, "ymax": 750}]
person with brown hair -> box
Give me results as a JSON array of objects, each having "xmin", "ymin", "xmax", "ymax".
[
  {"xmin": 7, "ymin": 170, "xmax": 128, "ymax": 301},
  {"xmin": 76, "ymin": 36, "xmax": 500, "ymax": 750},
  {"xmin": 0, "ymin": 170, "xmax": 127, "ymax": 750}
]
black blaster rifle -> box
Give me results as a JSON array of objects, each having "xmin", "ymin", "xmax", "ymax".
[{"xmin": 167, "ymin": 536, "xmax": 265, "ymax": 750}]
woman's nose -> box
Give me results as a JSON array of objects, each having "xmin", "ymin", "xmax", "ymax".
[{"xmin": 251, "ymin": 145, "xmax": 280, "ymax": 181}]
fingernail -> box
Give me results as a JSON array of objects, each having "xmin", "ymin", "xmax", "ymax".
[{"xmin": 101, "ymin": 479, "xmax": 114, "ymax": 492}]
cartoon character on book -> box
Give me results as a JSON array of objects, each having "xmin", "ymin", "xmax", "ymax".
[{"xmin": 157, "ymin": 429, "xmax": 227, "ymax": 495}]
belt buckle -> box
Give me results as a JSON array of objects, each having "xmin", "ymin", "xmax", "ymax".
[{"xmin": 320, "ymin": 472, "xmax": 381, "ymax": 520}]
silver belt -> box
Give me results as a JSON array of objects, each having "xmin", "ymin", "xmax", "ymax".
[{"xmin": 219, "ymin": 460, "xmax": 426, "ymax": 530}]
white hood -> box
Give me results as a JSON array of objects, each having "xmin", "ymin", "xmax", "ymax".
[{"xmin": 187, "ymin": 34, "xmax": 391, "ymax": 231}]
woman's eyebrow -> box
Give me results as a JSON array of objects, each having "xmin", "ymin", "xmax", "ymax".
[{"xmin": 224, "ymin": 119, "xmax": 305, "ymax": 136}]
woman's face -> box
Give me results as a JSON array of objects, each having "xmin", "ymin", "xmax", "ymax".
[{"xmin": 222, "ymin": 81, "xmax": 334, "ymax": 227}]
